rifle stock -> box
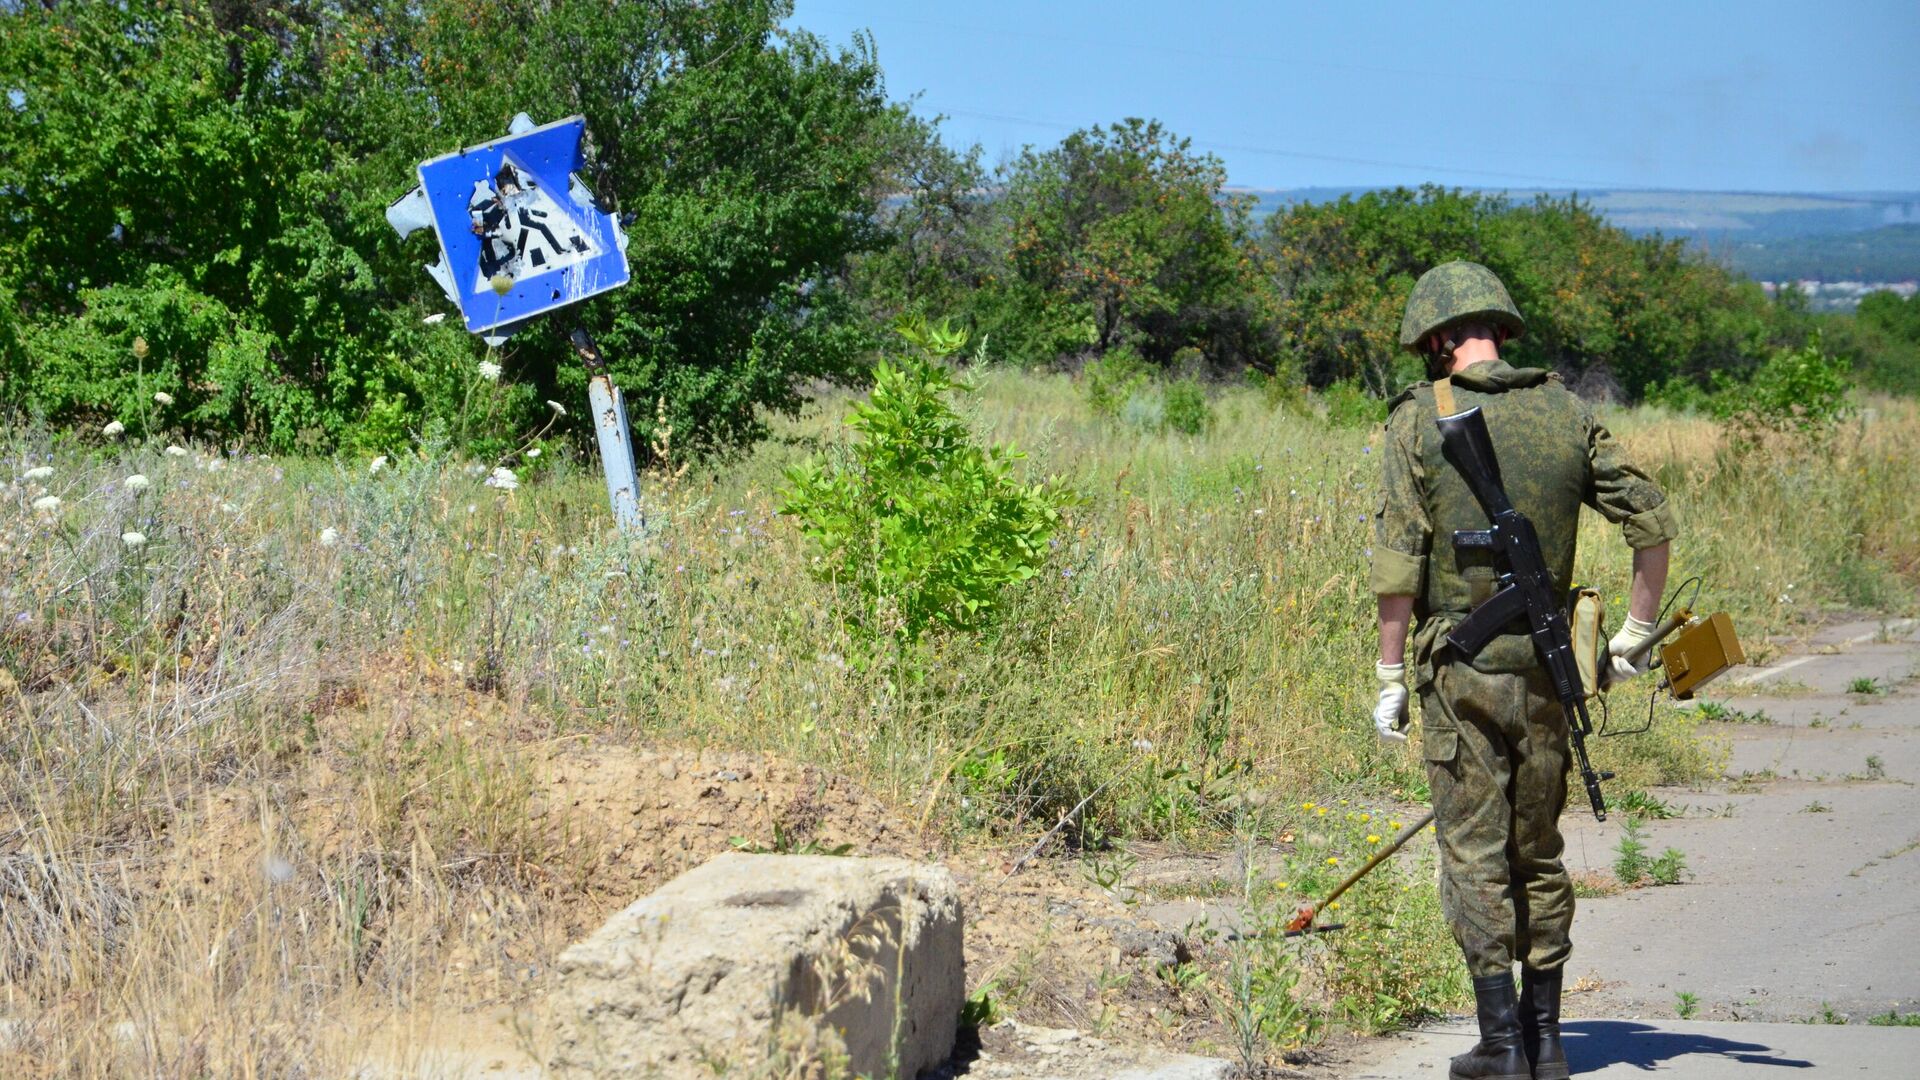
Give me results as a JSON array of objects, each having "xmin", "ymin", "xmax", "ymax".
[{"xmin": 1435, "ymin": 408, "xmax": 1514, "ymax": 516}]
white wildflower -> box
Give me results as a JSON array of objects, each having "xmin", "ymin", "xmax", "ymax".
[
  {"xmin": 31, "ymin": 495, "xmax": 60, "ymax": 513},
  {"xmin": 369, "ymin": 455, "xmax": 388, "ymax": 475},
  {"xmin": 164, "ymin": 445, "xmax": 188, "ymax": 457},
  {"xmin": 318, "ymin": 527, "xmax": 339, "ymax": 547},
  {"xmin": 22, "ymin": 466, "xmax": 52, "ymax": 482},
  {"xmin": 219, "ymin": 502, "xmax": 238, "ymax": 514},
  {"xmin": 121, "ymin": 531, "xmax": 147, "ymax": 549},
  {"xmin": 123, "ymin": 474, "xmax": 151, "ymax": 492},
  {"xmin": 525, "ymin": 447, "xmax": 541, "ymax": 458},
  {"xmin": 422, "ymin": 312, "xmax": 446, "ymax": 325},
  {"xmin": 547, "ymin": 399, "xmax": 566, "ymax": 417},
  {"xmin": 102, "ymin": 421, "xmax": 125, "ymax": 438},
  {"xmin": 153, "ymin": 391, "xmax": 175, "ymax": 406},
  {"xmin": 484, "ymin": 466, "xmax": 519, "ymax": 491},
  {"xmin": 1132, "ymin": 738, "xmax": 1154, "ymax": 752},
  {"xmin": 477, "ymin": 360, "xmax": 503, "ymax": 382}
]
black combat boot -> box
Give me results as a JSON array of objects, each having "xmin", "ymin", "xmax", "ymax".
[
  {"xmin": 1520, "ymin": 967, "xmax": 1570, "ymax": 1080},
  {"xmin": 1449, "ymin": 973, "xmax": 1532, "ymax": 1080}
]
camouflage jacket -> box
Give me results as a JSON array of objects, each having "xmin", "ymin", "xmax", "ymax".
[{"xmin": 1370, "ymin": 358, "xmax": 1678, "ymax": 682}]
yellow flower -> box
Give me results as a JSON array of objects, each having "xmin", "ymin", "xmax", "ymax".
[
  {"xmin": 1302, "ymin": 802, "xmax": 1316, "ymax": 811},
  {"xmin": 1390, "ymin": 820, "xmax": 1403, "ymax": 829},
  {"xmin": 1367, "ymin": 834, "xmax": 1382, "ymax": 844},
  {"xmin": 1328, "ymin": 900, "xmax": 1341, "ymax": 910},
  {"xmin": 1316, "ymin": 807, "xmax": 1327, "ymax": 816},
  {"xmin": 1326, "ymin": 856, "xmax": 1339, "ymax": 866},
  {"xmin": 1360, "ymin": 813, "xmax": 1372, "ymax": 823},
  {"xmin": 1276, "ymin": 881, "xmax": 1289, "ymax": 890}
]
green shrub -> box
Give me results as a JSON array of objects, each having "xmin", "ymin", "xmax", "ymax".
[
  {"xmin": 1085, "ymin": 345, "xmax": 1154, "ymax": 419},
  {"xmin": 780, "ymin": 318, "xmax": 1068, "ymax": 649},
  {"xmin": 1162, "ymin": 378, "xmax": 1213, "ymax": 435},
  {"xmin": 1320, "ymin": 380, "xmax": 1387, "ymax": 429},
  {"xmin": 1713, "ymin": 339, "xmax": 1852, "ymax": 443}
]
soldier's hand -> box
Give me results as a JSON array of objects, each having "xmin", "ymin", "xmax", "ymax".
[
  {"xmin": 1602, "ymin": 614, "xmax": 1659, "ymax": 689},
  {"xmin": 1373, "ymin": 661, "xmax": 1410, "ymax": 744}
]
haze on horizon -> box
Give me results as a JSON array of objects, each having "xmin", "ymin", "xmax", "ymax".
[{"xmin": 790, "ymin": 0, "xmax": 1919, "ymax": 195}]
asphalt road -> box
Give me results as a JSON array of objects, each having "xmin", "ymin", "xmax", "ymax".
[{"xmin": 1346, "ymin": 617, "xmax": 1920, "ymax": 1077}]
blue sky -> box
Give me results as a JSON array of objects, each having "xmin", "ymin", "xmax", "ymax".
[{"xmin": 788, "ymin": 0, "xmax": 1918, "ymax": 193}]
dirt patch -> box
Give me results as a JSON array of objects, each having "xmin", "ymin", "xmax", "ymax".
[{"xmin": 96, "ymin": 673, "xmax": 1250, "ymax": 1073}]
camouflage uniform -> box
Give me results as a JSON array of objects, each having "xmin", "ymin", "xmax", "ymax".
[{"xmin": 1371, "ymin": 359, "xmax": 1678, "ymax": 978}]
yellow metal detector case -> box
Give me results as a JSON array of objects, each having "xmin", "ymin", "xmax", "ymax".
[{"xmin": 1660, "ymin": 612, "xmax": 1746, "ymax": 699}]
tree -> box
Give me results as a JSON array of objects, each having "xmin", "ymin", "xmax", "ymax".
[
  {"xmin": 1264, "ymin": 186, "xmax": 1786, "ymax": 399},
  {"xmin": 0, "ymin": 0, "xmax": 903, "ymax": 456},
  {"xmin": 985, "ymin": 118, "xmax": 1280, "ymax": 371}
]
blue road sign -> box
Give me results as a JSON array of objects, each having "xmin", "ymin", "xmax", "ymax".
[{"xmin": 391, "ymin": 115, "xmax": 629, "ymax": 338}]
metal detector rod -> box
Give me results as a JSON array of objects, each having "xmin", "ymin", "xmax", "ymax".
[
  {"xmin": 569, "ymin": 329, "xmax": 643, "ymax": 534},
  {"xmin": 1283, "ymin": 809, "xmax": 1436, "ymax": 936},
  {"xmin": 1622, "ymin": 609, "xmax": 1691, "ymax": 669}
]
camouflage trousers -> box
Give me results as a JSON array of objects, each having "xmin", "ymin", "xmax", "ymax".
[{"xmin": 1418, "ymin": 659, "xmax": 1574, "ymax": 978}]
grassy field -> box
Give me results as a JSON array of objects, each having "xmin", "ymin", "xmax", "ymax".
[{"xmin": 2, "ymin": 371, "xmax": 1916, "ymax": 1074}]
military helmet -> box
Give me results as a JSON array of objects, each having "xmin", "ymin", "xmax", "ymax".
[{"xmin": 1398, "ymin": 260, "xmax": 1526, "ymax": 353}]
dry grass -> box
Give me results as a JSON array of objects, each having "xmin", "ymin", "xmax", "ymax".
[{"xmin": 1, "ymin": 378, "xmax": 1914, "ymax": 1074}]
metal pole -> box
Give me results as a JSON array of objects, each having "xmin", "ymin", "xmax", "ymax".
[{"xmin": 570, "ymin": 329, "xmax": 643, "ymax": 533}]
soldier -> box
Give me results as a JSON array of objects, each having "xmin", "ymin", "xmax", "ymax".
[{"xmin": 1369, "ymin": 261, "xmax": 1677, "ymax": 1080}]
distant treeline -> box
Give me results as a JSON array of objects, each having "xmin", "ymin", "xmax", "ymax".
[
  {"xmin": 1, "ymin": 2, "xmax": 1911, "ymax": 459},
  {"xmin": 1718, "ymin": 225, "xmax": 1920, "ymax": 285}
]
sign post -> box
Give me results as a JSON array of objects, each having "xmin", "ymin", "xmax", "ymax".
[{"xmin": 386, "ymin": 114, "xmax": 644, "ymax": 532}]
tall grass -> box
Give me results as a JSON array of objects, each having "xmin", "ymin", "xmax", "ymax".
[{"xmin": 1, "ymin": 377, "xmax": 1914, "ymax": 1072}]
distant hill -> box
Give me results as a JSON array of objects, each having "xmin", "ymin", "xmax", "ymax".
[{"xmin": 1230, "ymin": 186, "xmax": 1920, "ymax": 286}]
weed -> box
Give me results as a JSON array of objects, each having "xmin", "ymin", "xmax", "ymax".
[
  {"xmin": 1649, "ymin": 848, "xmax": 1689, "ymax": 886},
  {"xmin": 1613, "ymin": 819, "xmax": 1652, "ymax": 885},
  {"xmin": 1697, "ymin": 701, "xmax": 1772, "ymax": 725},
  {"xmin": 1848, "ymin": 676, "xmax": 1882, "ymax": 695},
  {"xmin": 1867, "ymin": 1010, "xmax": 1920, "ymax": 1026},
  {"xmin": 728, "ymin": 821, "xmax": 855, "ymax": 857},
  {"xmin": 1806, "ymin": 1003, "xmax": 1849, "ymax": 1025},
  {"xmin": 1803, "ymin": 801, "xmax": 1832, "ymax": 814},
  {"xmin": 1081, "ymin": 841, "xmax": 1139, "ymax": 900},
  {"xmin": 960, "ymin": 983, "xmax": 1001, "ymax": 1029},
  {"xmin": 1617, "ymin": 789, "xmax": 1678, "ymax": 820},
  {"xmin": 1675, "ymin": 991, "xmax": 1700, "ymax": 1020}
]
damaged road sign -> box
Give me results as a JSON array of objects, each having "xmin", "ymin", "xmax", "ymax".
[{"xmin": 387, "ymin": 114, "xmax": 628, "ymax": 342}]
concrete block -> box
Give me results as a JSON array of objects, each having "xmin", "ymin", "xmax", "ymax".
[{"xmin": 550, "ymin": 853, "xmax": 964, "ymax": 1079}]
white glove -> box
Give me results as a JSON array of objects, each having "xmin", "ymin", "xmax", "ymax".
[
  {"xmin": 1373, "ymin": 661, "xmax": 1409, "ymax": 744},
  {"xmin": 1602, "ymin": 614, "xmax": 1659, "ymax": 689}
]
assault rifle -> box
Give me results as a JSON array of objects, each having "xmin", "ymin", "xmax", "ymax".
[{"xmin": 1435, "ymin": 403, "xmax": 1614, "ymax": 821}]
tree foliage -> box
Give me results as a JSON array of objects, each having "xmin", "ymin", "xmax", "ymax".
[
  {"xmin": 855, "ymin": 118, "xmax": 1281, "ymax": 373},
  {"xmin": 1265, "ymin": 186, "xmax": 1787, "ymax": 398},
  {"xmin": 0, "ymin": 0, "xmax": 900, "ymax": 455}
]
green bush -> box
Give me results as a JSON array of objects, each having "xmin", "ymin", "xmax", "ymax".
[
  {"xmin": 780, "ymin": 318, "xmax": 1068, "ymax": 648},
  {"xmin": 1713, "ymin": 339, "xmax": 1852, "ymax": 441},
  {"xmin": 1320, "ymin": 380, "xmax": 1387, "ymax": 429},
  {"xmin": 1084, "ymin": 346, "xmax": 1154, "ymax": 419},
  {"xmin": 1162, "ymin": 378, "xmax": 1214, "ymax": 435}
]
